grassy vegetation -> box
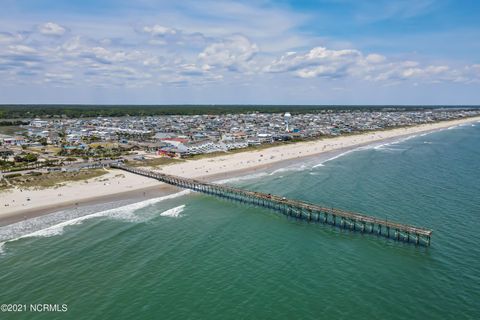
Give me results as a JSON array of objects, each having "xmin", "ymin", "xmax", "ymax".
[
  {"xmin": 88, "ymin": 142, "xmax": 119, "ymax": 148},
  {"xmin": 41, "ymin": 146, "xmax": 62, "ymax": 154},
  {"xmin": 0, "ymin": 169, "xmax": 107, "ymax": 191},
  {"xmin": 0, "ymin": 125, "xmax": 26, "ymax": 135}
]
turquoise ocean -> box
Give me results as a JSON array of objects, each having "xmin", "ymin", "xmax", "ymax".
[{"xmin": 1, "ymin": 122, "xmax": 479, "ymax": 319}]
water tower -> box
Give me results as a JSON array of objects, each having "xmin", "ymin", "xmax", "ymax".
[{"xmin": 284, "ymin": 112, "xmax": 291, "ymax": 132}]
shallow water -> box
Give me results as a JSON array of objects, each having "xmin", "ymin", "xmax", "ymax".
[{"xmin": 1, "ymin": 124, "xmax": 479, "ymax": 319}]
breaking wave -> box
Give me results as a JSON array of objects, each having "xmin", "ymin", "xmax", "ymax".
[
  {"xmin": 269, "ymin": 164, "xmax": 307, "ymax": 175},
  {"xmin": 160, "ymin": 205, "xmax": 185, "ymax": 218},
  {"xmin": 311, "ymin": 149, "xmax": 357, "ymax": 168},
  {"xmin": 0, "ymin": 190, "xmax": 191, "ymax": 254},
  {"xmin": 215, "ymin": 172, "xmax": 269, "ymax": 184},
  {"xmin": 373, "ymin": 135, "xmax": 418, "ymax": 150}
]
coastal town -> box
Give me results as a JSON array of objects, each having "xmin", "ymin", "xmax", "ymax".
[
  {"xmin": 2, "ymin": 1, "xmax": 480, "ymax": 317},
  {"xmin": 1, "ymin": 108, "xmax": 479, "ymax": 176}
]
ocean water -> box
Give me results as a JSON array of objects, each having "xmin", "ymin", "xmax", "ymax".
[{"xmin": 1, "ymin": 123, "xmax": 479, "ymax": 319}]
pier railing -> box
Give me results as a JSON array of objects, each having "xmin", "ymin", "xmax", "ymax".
[{"xmin": 110, "ymin": 163, "xmax": 432, "ymax": 246}]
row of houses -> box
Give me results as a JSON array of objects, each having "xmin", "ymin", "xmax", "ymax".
[
  {"xmin": 1, "ymin": 136, "xmax": 26, "ymax": 146},
  {"xmin": 4, "ymin": 108, "xmax": 480, "ymax": 160},
  {"xmin": 157, "ymin": 140, "xmax": 249, "ymax": 158}
]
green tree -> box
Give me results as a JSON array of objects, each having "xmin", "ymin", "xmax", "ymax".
[{"xmin": 39, "ymin": 137, "xmax": 48, "ymax": 146}]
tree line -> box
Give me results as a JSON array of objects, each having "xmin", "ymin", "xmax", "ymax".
[{"xmin": 1, "ymin": 105, "xmax": 473, "ymax": 119}]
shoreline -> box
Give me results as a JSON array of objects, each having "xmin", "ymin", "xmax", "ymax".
[
  {"xmin": 1, "ymin": 115, "xmax": 479, "ymax": 226},
  {"xmin": 0, "ymin": 184, "xmax": 182, "ymax": 226}
]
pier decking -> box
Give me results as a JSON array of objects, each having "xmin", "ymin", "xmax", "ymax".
[{"xmin": 111, "ymin": 164, "xmax": 432, "ymax": 246}]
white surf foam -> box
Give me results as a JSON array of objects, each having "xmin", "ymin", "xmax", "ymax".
[
  {"xmin": 18, "ymin": 214, "xmax": 96, "ymax": 238},
  {"xmin": 312, "ymin": 138, "xmax": 411, "ymax": 168},
  {"xmin": 447, "ymin": 123, "xmax": 474, "ymax": 130},
  {"xmin": 373, "ymin": 135, "xmax": 418, "ymax": 150},
  {"xmin": 159, "ymin": 205, "xmax": 185, "ymax": 218},
  {"xmin": 0, "ymin": 190, "xmax": 191, "ymax": 253},
  {"xmin": 215, "ymin": 172, "xmax": 268, "ymax": 184},
  {"xmin": 90, "ymin": 189, "xmax": 191, "ymax": 223},
  {"xmin": 269, "ymin": 164, "xmax": 307, "ymax": 175},
  {"xmin": 311, "ymin": 134, "xmax": 423, "ymax": 168},
  {"xmin": 312, "ymin": 149, "xmax": 355, "ymax": 168}
]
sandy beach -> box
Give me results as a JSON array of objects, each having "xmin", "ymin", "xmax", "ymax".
[{"xmin": 1, "ymin": 116, "xmax": 479, "ymax": 225}]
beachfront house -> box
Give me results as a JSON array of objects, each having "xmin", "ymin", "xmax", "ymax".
[
  {"xmin": 185, "ymin": 141, "xmax": 227, "ymax": 155},
  {"xmin": 30, "ymin": 118, "xmax": 49, "ymax": 128},
  {"xmin": 224, "ymin": 141, "xmax": 248, "ymax": 150},
  {"xmin": 158, "ymin": 145, "xmax": 189, "ymax": 158},
  {"xmin": 2, "ymin": 136, "xmax": 26, "ymax": 146},
  {"xmin": 257, "ymin": 133, "xmax": 273, "ymax": 143}
]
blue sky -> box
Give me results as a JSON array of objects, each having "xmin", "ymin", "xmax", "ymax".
[{"xmin": 0, "ymin": 0, "xmax": 479, "ymax": 104}]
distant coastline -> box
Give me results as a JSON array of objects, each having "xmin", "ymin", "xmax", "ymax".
[{"xmin": 1, "ymin": 115, "xmax": 479, "ymax": 226}]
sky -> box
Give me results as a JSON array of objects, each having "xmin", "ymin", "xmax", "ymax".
[{"xmin": 0, "ymin": 0, "xmax": 479, "ymax": 105}]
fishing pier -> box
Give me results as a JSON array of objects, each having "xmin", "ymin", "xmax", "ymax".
[{"xmin": 111, "ymin": 164, "xmax": 432, "ymax": 246}]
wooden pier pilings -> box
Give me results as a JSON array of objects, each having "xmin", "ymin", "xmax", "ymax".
[{"xmin": 111, "ymin": 164, "xmax": 432, "ymax": 246}]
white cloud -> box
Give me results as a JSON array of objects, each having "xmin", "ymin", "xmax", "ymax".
[
  {"xmin": 44, "ymin": 72, "xmax": 73, "ymax": 83},
  {"xmin": 0, "ymin": 32, "xmax": 24, "ymax": 44},
  {"xmin": 39, "ymin": 22, "xmax": 67, "ymax": 36},
  {"xmin": 88, "ymin": 46, "xmax": 144, "ymax": 64},
  {"xmin": 142, "ymin": 25, "xmax": 177, "ymax": 36},
  {"xmin": 365, "ymin": 53, "xmax": 386, "ymax": 64},
  {"xmin": 366, "ymin": 61, "xmax": 452, "ymax": 82},
  {"xmin": 8, "ymin": 44, "xmax": 37, "ymax": 54},
  {"xmin": 142, "ymin": 56, "xmax": 161, "ymax": 66},
  {"xmin": 296, "ymin": 65, "xmax": 340, "ymax": 78},
  {"xmin": 263, "ymin": 45, "xmax": 474, "ymax": 85},
  {"xmin": 0, "ymin": 17, "xmax": 478, "ymax": 92},
  {"xmin": 61, "ymin": 36, "xmax": 83, "ymax": 52},
  {"xmin": 198, "ymin": 35, "xmax": 258, "ymax": 71},
  {"xmin": 265, "ymin": 46, "xmax": 362, "ymax": 78},
  {"xmin": 140, "ymin": 23, "xmax": 210, "ymax": 50}
]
